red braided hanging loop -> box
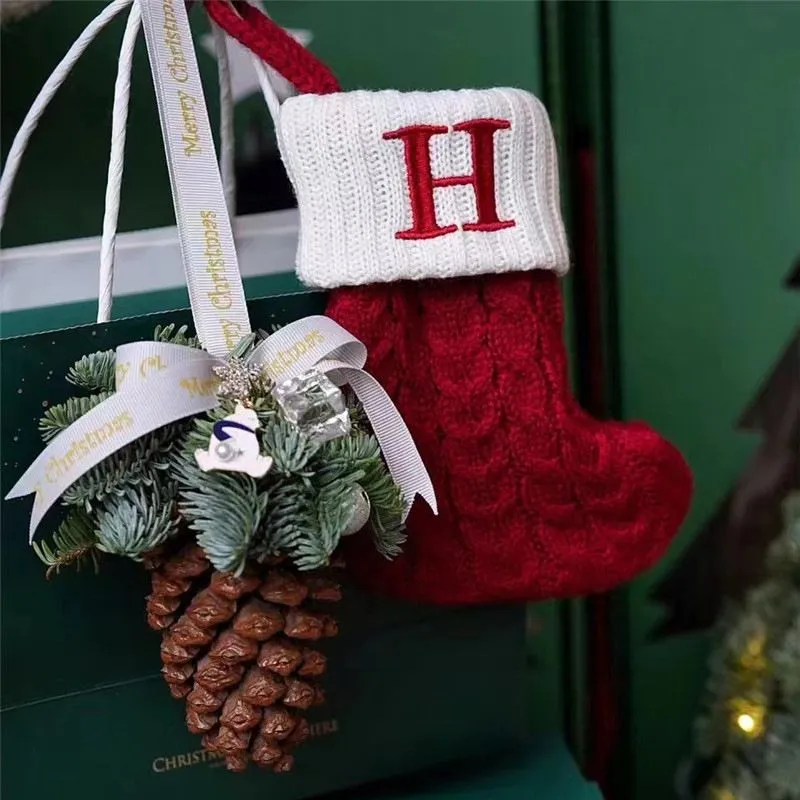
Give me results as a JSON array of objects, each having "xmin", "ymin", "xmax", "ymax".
[{"xmin": 204, "ymin": 0, "xmax": 340, "ymax": 95}]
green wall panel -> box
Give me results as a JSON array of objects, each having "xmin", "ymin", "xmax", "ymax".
[{"xmin": 610, "ymin": 3, "xmax": 800, "ymax": 798}]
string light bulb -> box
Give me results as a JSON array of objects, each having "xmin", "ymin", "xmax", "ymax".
[
  {"xmin": 736, "ymin": 713, "xmax": 756, "ymax": 733},
  {"xmin": 728, "ymin": 696, "xmax": 767, "ymax": 739}
]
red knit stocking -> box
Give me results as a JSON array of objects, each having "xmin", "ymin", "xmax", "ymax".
[
  {"xmin": 328, "ymin": 273, "xmax": 692, "ymax": 603},
  {"xmin": 206, "ymin": 0, "xmax": 693, "ymax": 604}
]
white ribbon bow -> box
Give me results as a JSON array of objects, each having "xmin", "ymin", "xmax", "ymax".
[{"xmin": 7, "ymin": 316, "xmax": 437, "ymax": 542}]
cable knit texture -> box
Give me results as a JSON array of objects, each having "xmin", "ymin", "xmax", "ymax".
[
  {"xmin": 327, "ymin": 274, "xmax": 692, "ymax": 603},
  {"xmin": 278, "ymin": 89, "xmax": 569, "ymax": 287},
  {"xmin": 208, "ymin": 1, "xmax": 694, "ymax": 604}
]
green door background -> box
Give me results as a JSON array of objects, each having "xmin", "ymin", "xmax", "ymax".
[{"xmin": 610, "ymin": 3, "xmax": 800, "ymax": 798}]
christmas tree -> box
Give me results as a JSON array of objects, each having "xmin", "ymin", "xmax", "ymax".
[{"xmin": 687, "ymin": 490, "xmax": 800, "ymax": 800}]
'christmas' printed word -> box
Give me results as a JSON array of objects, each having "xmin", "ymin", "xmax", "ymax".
[
  {"xmin": 200, "ymin": 210, "xmax": 238, "ymax": 337},
  {"xmin": 162, "ymin": 0, "xmax": 189, "ymax": 84},
  {"xmin": 265, "ymin": 330, "xmax": 326, "ymax": 380},
  {"xmin": 44, "ymin": 410, "xmax": 134, "ymax": 482},
  {"xmin": 151, "ymin": 720, "xmax": 339, "ymax": 773}
]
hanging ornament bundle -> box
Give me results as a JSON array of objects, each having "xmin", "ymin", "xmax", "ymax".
[
  {"xmin": 207, "ymin": 0, "xmax": 695, "ymax": 606},
  {"xmin": 2, "ymin": 0, "xmax": 435, "ymax": 775},
  {"xmin": 25, "ymin": 324, "xmax": 418, "ymax": 773}
]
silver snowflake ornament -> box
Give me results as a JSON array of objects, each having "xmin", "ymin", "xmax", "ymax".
[{"xmin": 213, "ymin": 357, "xmax": 264, "ymax": 400}]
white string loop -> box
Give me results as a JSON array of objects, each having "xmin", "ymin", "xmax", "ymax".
[
  {"xmin": 0, "ymin": 0, "xmax": 133, "ymax": 231},
  {"xmin": 97, "ymin": 1, "xmax": 141, "ymax": 323},
  {"xmin": 211, "ymin": 19, "xmax": 236, "ymax": 219}
]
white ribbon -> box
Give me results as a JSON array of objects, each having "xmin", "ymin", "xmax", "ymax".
[
  {"xmin": 8, "ymin": 318, "xmax": 437, "ymax": 541},
  {"xmin": 250, "ymin": 316, "xmax": 438, "ymax": 518},
  {"xmin": 138, "ymin": 0, "xmax": 250, "ymax": 356},
  {"xmin": 6, "ymin": 0, "xmax": 437, "ymax": 540}
]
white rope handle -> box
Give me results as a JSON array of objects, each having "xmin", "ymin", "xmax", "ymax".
[
  {"xmin": 211, "ymin": 20, "xmax": 236, "ymax": 219},
  {"xmin": 0, "ymin": 0, "xmax": 132, "ymax": 230},
  {"xmin": 246, "ymin": 0, "xmax": 284, "ymax": 124},
  {"xmin": 97, "ymin": 1, "xmax": 141, "ymax": 323}
]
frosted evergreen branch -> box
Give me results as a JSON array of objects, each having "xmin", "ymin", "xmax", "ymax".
[
  {"xmin": 254, "ymin": 478, "xmax": 313, "ymax": 559},
  {"xmin": 39, "ymin": 392, "xmax": 113, "ymax": 441},
  {"xmin": 288, "ymin": 483, "xmax": 352, "ymax": 571},
  {"xmin": 177, "ymin": 463, "xmax": 269, "ymax": 575},
  {"xmin": 314, "ymin": 431, "xmax": 380, "ymax": 487},
  {"xmin": 261, "ymin": 419, "xmax": 319, "ymax": 475},
  {"xmin": 62, "ymin": 424, "xmax": 180, "ymax": 509},
  {"xmin": 67, "ymin": 349, "xmax": 116, "ymax": 392},
  {"xmin": 32, "ymin": 509, "xmax": 100, "ymax": 578},
  {"xmin": 95, "ymin": 484, "xmax": 179, "ymax": 560},
  {"xmin": 360, "ymin": 456, "xmax": 406, "ymax": 558},
  {"xmin": 153, "ymin": 323, "xmax": 199, "ymax": 349}
]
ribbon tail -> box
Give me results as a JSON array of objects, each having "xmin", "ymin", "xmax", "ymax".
[
  {"xmin": 7, "ymin": 366, "xmax": 219, "ymax": 542},
  {"xmin": 322, "ymin": 360, "xmax": 438, "ymax": 520}
]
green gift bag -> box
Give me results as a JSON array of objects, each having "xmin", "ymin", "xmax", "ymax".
[{"xmin": 0, "ymin": 3, "xmax": 547, "ymax": 798}]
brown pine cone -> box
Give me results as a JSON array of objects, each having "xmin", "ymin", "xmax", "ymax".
[
  {"xmin": 149, "ymin": 548, "xmax": 342, "ymax": 773},
  {"xmin": 145, "ymin": 543, "xmax": 211, "ymax": 632}
]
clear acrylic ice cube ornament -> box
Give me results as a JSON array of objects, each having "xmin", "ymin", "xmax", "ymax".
[{"xmin": 272, "ymin": 368, "xmax": 351, "ymax": 443}]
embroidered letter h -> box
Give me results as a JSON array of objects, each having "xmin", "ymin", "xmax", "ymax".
[{"xmin": 383, "ymin": 118, "xmax": 516, "ymax": 241}]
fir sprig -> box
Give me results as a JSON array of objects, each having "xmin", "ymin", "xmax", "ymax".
[
  {"xmin": 261, "ymin": 419, "xmax": 319, "ymax": 475},
  {"xmin": 178, "ymin": 466, "xmax": 270, "ymax": 575},
  {"xmin": 62, "ymin": 424, "xmax": 179, "ymax": 509},
  {"xmin": 39, "ymin": 392, "xmax": 113, "ymax": 441},
  {"xmin": 254, "ymin": 478, "xmax": 314, "ymax": 560},
  {"xmin": 33, "ymin": 322, "xmax": 409, "ymax": 578},
  {"xmin": 67, "ymin": 350, "xmax": 116, "ymax": 393},
  {"xmin": 154, "ymin": 323, "xmax": 199, "ymax": 348},
  {"xmin": 95, "ymin": 484, "xmax": 179, "ymax": 560},
  {"xmin": 32, "ymin": 509, "xmax": 100, "ymax": 578}
]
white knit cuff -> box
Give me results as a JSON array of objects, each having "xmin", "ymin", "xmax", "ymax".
[{"xmin": 278, "ymin": 88, "xmax": 570, "ymax": 288}]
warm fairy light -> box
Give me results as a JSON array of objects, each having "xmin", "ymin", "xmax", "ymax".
[
  {"xmin": 737, "ymin": 713, "xmax": 756, "ymax": 733},
  {"xmin": 729, "ymin": 697, "xmax": 767, "ymax": 739}
]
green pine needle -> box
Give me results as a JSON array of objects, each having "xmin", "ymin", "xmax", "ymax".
[
  {"xmin": 254, "ymin": 478, "xmax": 313, "ymax": 559},
  {"xmin": 39, "ymin": 392, "xmax": 113, "ymax": 441},
  {"xmin": 62, "ymin": 424, "xmax": 180, "ymax": 509},
  {"xmin": 261, "ymin": 419, "xmax": 319, "ymax": 475},
  {"xmin": 32, "ymin": 509, "xmax": 100, "ymax": 578},
  {"xmin": 95, "ymin": 485, "xmax": 179, "ymax": 560},
  {"xmin": 177, "ymin": 464, "xmax": 270, "ymax": 575},
  {"xmin": 154, "ymin": 323, "xmax": 199, "ymax": 349},
  {"xmin": 67, "ymin": 349, "xmax": 116, "ymax": 393}
]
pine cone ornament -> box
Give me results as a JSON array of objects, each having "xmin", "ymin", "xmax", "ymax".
[
  {"xmin": 17, "ymin": 319, "xmax": 404, "ymax": 777},
  {"xmin": 147, "ymin": 545, "xmax": 342, "ymax": 772}
]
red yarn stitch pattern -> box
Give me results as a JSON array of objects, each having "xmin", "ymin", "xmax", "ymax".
[{"xmin": 330, "ymin": 273, "xmax": 693, "ymax": 604}]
